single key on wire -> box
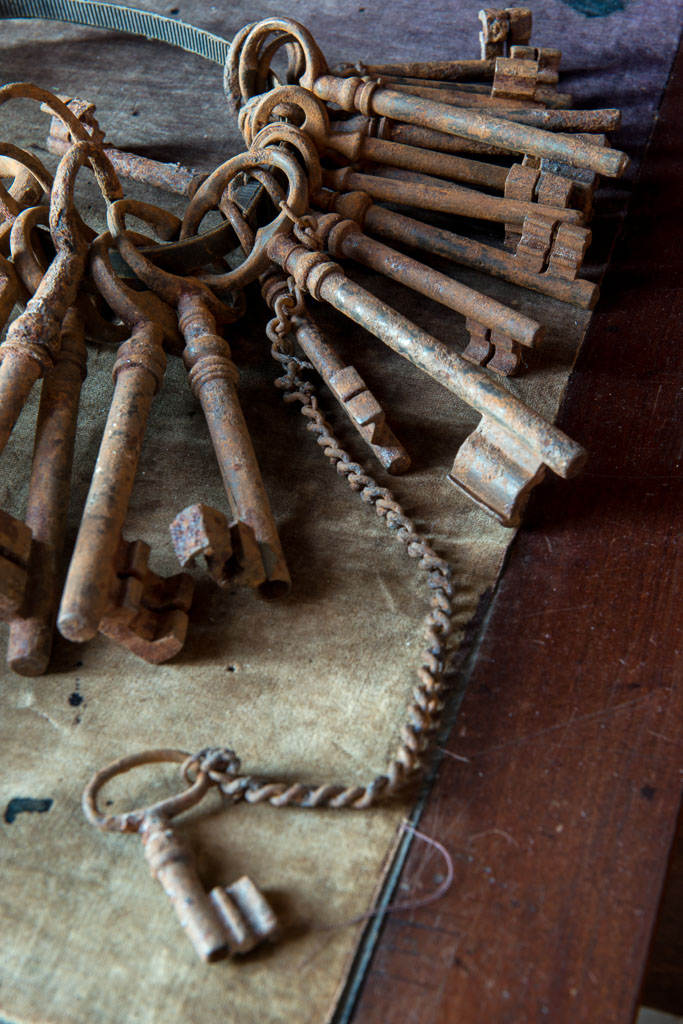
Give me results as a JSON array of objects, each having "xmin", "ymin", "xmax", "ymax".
[{"xmin": 83, "ymin": 749, "xmax": 278, "ymax": 962}]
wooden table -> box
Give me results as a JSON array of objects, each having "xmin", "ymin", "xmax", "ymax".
[{"xmin": 340, "ymin": 35, "xmax": 683, "ymax": 1024}]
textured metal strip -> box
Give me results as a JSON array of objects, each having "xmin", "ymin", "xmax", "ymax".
[{"xmin": 0, "ymin": 0, "xmax": 229, "ymax": 64}]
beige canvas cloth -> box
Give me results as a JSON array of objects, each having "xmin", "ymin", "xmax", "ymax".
[{"xmin": 0, "ymin": 9, "xmax": 592, "ymax": 1023}]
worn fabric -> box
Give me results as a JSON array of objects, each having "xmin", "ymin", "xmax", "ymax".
[{"xmin": 1, "ymin": 1, "xmax": 681, "ymax": 1022}]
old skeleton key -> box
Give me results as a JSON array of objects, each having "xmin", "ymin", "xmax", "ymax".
[
  {"xmin": 82, "ymin": 748, "xmax": 278, "ymax": 961},
  {"xmin": 57, "ymin": 226, "xmax": 194, "ymax": 663}
]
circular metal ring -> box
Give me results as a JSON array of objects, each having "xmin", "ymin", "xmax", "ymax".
[
  {"xmin": 82, "ymin": 748, "xmax": 210, "ymax": 834},
  {"xmin": 180, "ymin": 145, "xmax": 309, "ymax": 291}
]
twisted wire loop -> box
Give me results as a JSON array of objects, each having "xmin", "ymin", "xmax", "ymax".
[{"xmin": 180, "ymin": 278, "xmax": 456, "ymax": 811}]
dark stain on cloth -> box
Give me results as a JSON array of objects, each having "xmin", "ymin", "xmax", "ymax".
[{"xmin": 4, "ymin": 797, "xmax": 54, "ymax": 824}]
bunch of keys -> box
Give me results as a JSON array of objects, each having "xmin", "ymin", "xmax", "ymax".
[{"xmin": 1, "ymin": 5, "xmax": 626, "ymax": 678}]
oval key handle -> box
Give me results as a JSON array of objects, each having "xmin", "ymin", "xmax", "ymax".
[
  {"xmin": 82, "ymin": 748, "xmax": 211, "ymax": 834},
  {"xmin": 179, "ymin": 145, "xmax": 309, "ymax": 291}
]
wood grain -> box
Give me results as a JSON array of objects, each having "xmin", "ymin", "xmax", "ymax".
[{"xmin": 349, "ymin": 36, "xmax": 683, "ymax": 1024}]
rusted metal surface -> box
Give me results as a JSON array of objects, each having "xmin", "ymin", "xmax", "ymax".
[
  {"xmin": 57, "ymin": 231, "xmax": 194, "ymax": 659},
  {"xmin": 260, "ymin": 266, "xmax": 410, "ymax": 471},
  {"xmin": 7, "ymin": 306, "xmax": 87, "ymax": 675},
  {"xmin": 267, "ymin": 233, "xmax": 586, "ymax": 525},
  {"xmin": 330, "ymin": 58, "xmax": 498, "ymax": 82},
  {"xmin": 322, "ymin": 165, "xmax": 582, "ymax": 228},
  {"xmin": 82, "ymin": 749, "xmax": 278, "ymax": 961},
  {"xmin": 108, "ymin": 195, "xmax": 291, "ymax": 598},
  {"xmin": 170, "ymin": 504, "xmax": 266, "ymax": 590},
  {"xmin": 371, "ymin": 80, "xmax": 546, "ymax": 112},
  {"xmin": 479, "ymin": 6, "xmax": 533, "ymax": 60},
  {"xmin": 44, "ymin": 96, "xmax": 208, "ymax": 197},
  {"xmin": 307, "ymin": 208, "xmax": 543, "ymax": 374}
]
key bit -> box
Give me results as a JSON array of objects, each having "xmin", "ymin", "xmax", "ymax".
[
  {"xmin": 170, "ymin": 504, "xmax": 266, "ymax": 591},
  {"xmin": 98, "ymin": 540, "xmax": 193, "ymax": 664}
]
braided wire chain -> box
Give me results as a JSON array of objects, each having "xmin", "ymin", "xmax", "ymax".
[
  {"xmin": 186, "ymin": 279, "xmax": 456, "ymax": 810},
  {"xmin": 172, "ymin": 166, "xmax": 457, "ymax": 809}
]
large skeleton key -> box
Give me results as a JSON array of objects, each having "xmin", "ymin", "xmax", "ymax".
[
  {"xmin": 109, "ymin": 181, "xmax": 297, "ymax": 598},
  {"xmin": 322, "ymin": 165, "xmax": 581, "ymax": 230},
  {"xmin": 57, "ymin": 231, "xmax": 194, "ymax": 661},
  {"xmin": 267, "ymin": 235, "xmax": 585, "ymax": 526}
]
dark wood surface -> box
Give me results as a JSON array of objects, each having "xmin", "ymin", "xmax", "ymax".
[{"xmin": 350, "ymin": 36, "xmax": 683, "ymax": 1024}]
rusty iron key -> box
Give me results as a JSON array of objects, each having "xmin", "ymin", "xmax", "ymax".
[
  {"xmin": 3, "ymin": 203, "xmax": 89, "ymax": 674},
  {"xmin": 316, "ymin": 187, "xmax": 597, "ymax": 311},
  {"xmin": 83, "ymin": 749, "xmax": 278, "ymax": 962},
  {"xmin": 57, "ymin": 229, "xmax": 194, "ymax": 662},
  {"xmin": 303, "ymin": 207, "xmax": 544, "ymax": 377}
]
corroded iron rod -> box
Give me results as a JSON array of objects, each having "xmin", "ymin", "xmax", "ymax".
[{"xmin": 323, "ymin": 166, "xmax": 581, "ymax": 226}]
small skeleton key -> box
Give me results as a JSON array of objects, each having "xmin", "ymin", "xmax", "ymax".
[
  {"xmin": 82, "ymin": 749, "xmax": 278, "ymax": 962},
  {"xmin": 260, "ymin": 266, "xmax": 410, "ymax": 473}
]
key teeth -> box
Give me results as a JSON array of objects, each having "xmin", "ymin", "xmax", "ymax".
[
  {"xmin": 448, "ymin": 418, "xmax": 547, "ymax": 526},
  {"xmin": 170, "ymin": 504, "xmax": 267, "ymax": 590},
  {"xmin": 99, "ymin": 537, "xmax": 194, "ymax": 664},
  {"xmin": 463, "ymin": 321, "xmax": 523, "ymax": 377},
  {"xmin": 170, "ymin": 503, "xmax": 232, "ymax": 571},
  {"xmin": 210, "ymin": 877, "xmax": 279, "ymax": 956}
]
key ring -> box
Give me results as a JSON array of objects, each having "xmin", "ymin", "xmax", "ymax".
[
  {"xmin": 82, "ymin": 748, "xmax": 210, "ymax": 833},
  {"xmin": 179, "ymin": 145, "xmax": 309, "ymax": 291}
]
